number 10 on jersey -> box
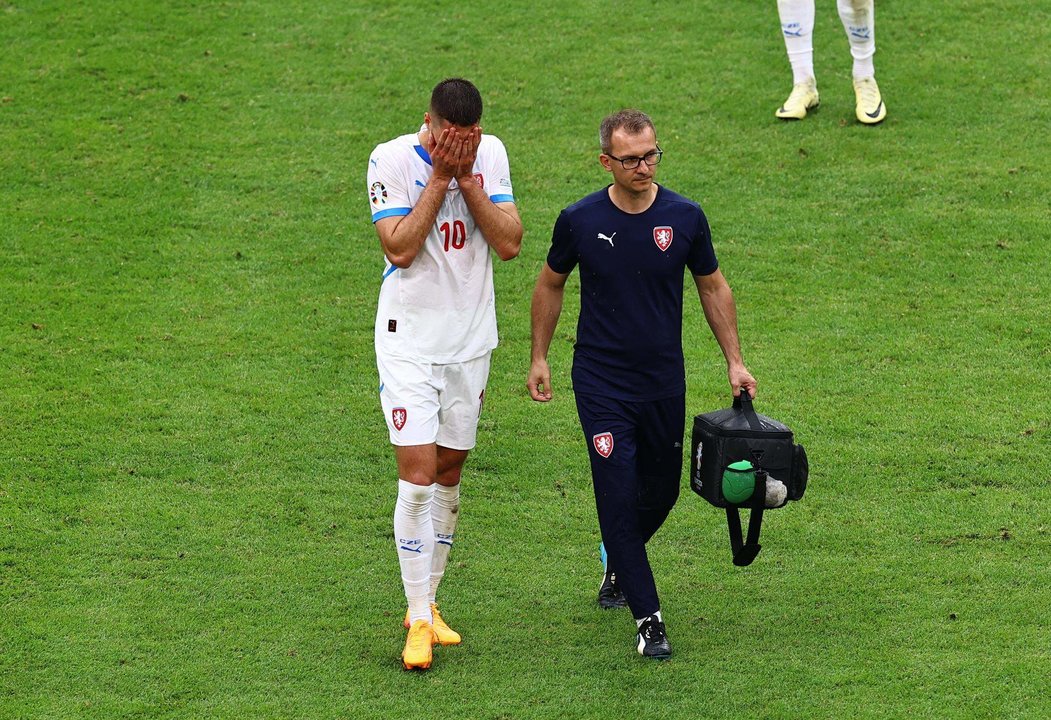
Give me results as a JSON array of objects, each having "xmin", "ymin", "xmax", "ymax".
[{"xmin": 440, "ymin": 220, "xmax": 466, "ymax": 252}]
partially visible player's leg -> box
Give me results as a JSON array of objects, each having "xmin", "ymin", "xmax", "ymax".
[
  {"xmin": 423, "ymin": 352, "xmax": 491, "ymax": 644},
  {"xmin": 837, "ymin": 0, "xmax": 876, "ymax": 79},
  {"xmin": 637, "ymin": 477, "xmax": 680, "ymax": 544},
  {"xmin": 425, "ymin": 447, "xmax": 466, "ymax": 645},
  {"xmin": 430, "ymin": 450, "xmax": 465, "ymax": 607},
  {"xmin": 778, "ymin": 0, "xmax": 817, "ymax": 83},
  {"xmin": 393, "ymin": 445, "xmax": 440, "ymax": 669},
  {"xmin": 576, "ymin": 393, "xmax": 665, "ymax": 651},
  {"xmin": 636, "ymin": 394, "xmax": 685, "ymax": 544},
  {"xmin": 597, "ymin": 541, "xmax": 629, "ymax": 610},
  {"xmin": 590, "ymin": 455, "xmax": 660, "ymax": 620},
  {"xmin": 378, "ymin": 353, "xmax": 442, "ymax": 668},
  {"xmin": 838, "ymin": 0, "xmax": 885, "ymax": 123},
  {"xmin": 393, "ymin": 456, "xmax": 437, "ymax": 626},
  {"xmin": 396, "ymin": 445, "xmax": 466, "ymax": 645},
  {"xmin": 625, "ymin": 395, "xmax": 684, "ymax": 661},
  {"xmin": 776, "ymin": 0, "xmax": 820, "ymax": 119}
]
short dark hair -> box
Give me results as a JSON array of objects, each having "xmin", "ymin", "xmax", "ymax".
[
  {"xmin": 599, "ymin": 109, "xmax": 655, "ymax": 154},
  {"xmin": 430, "ymin": 78, "xmax": 483, "ymax": 126}
]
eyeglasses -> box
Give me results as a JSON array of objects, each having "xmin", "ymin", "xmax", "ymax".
[{"xmin": 606, "ymin": 146, "xmax": 663, "ymax": 169}]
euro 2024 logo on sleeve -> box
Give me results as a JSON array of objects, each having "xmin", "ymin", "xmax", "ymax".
[
  {"xmin": 653, "ymin": 226, "xmax": 673, "ymax": 251},
  {"xmin": 370, "ymin": 181, "xmax": 388, "ymax": 206},
  {"xmin": 593, "ymin": 432, "xmax": 614, "ymax": 458}
]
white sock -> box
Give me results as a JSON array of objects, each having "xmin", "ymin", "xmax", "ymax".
[
  {"xmin": 429, "ymin": 483, "xmax": 461, "ymax": 605},
  {"xmin": 636, "ymin": 610, "xmax": 663, "ymax": 628},
  {"xmin": 838, "ymin": 0, "xmax": 876, "ymax": 79},
  {"xmin": 394, "ymin": 479, "xmax": 434, "ymax": 625},
  {"xmin": 778, "ymin": 0, "xmax": 816, "ymax": 84}
]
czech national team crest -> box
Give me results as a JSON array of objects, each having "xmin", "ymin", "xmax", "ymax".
[
  {"xmin": 392, "ymin": 407, "xmax": 407, "ymax": 431},
  {"xmin": 473, "ymin": 173, "xmax": 484, "ymax": 189},
  {"xmin": 593, "ymin": 432, "xmax": 614, "ymax": 458},
  {"xmin": 653, "ymin": 226, "xmax": 673, "ymax": 251}
]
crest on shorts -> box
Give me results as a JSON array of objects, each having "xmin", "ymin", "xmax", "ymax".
[
  {"xmin": 593, "ymin": 432, "xmax": 614, "ymax": 458},
  {"xmin": 653, "ymin": 226, "xmax": 673, "ymax": 251},
  {"xmin": 478, "ymin": 389, "xmax": 485, "ymax": 418},
  {"xmin": 392, "ymin": 407, "xmax": 407, "ymax": 431}
]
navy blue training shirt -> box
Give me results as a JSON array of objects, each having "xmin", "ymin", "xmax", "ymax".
[{"xmin": 547, "ymin": 184, "xmax": 718, "ymax": 402}]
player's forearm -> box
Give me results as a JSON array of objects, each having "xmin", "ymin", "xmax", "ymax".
[
  {"xmin": 383, "ymin": 175, "xmax": 450, "ymax": 267},
  {"xmin": 458, "ymin": 180, "xmax": 522, "ymax": 261},
  {"xmin": 530, "ymin": 283, "xmax": 564, "ymax": 362},
  {"xmin": 700, "ymin": 284, "xmax": 745, "ymax": 369}
]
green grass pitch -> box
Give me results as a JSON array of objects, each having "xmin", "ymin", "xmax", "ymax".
[{"xmin": 2, "ymin": 1, "xmax": 1049, "ymax": 718}]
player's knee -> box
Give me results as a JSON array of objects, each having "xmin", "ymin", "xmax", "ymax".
[
  {"xmin": 437, "ymin": 466, "xmax": 462, "ymax": 486},
  {"xmin": 399, "ymin": 475, "xmax": 435, "ymax": 495}
]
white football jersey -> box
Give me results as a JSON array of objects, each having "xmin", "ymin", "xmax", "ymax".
[{"xmin": 367, "ymin": 131, "xmax": 515, "ymax": 363}]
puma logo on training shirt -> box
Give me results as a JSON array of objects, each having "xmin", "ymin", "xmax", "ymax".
[{"xmin": 597, "ymin": 232, "xmax": 616, "ymax": 247}]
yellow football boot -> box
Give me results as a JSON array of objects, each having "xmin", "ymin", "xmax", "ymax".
[
  {"xmin": 853, "ymin": 77, "xmax": 887, "ymax": 124},
  {"xmin": 429, "ymin": 605, "xmax": 462, "ymax": 646},
  {"xmin": 403, "ymin": 604, "xmax": 462, "ymax": 645},
  {"xmin": 775, "ymin": 80, "xmax": 820, "ymax": 120},
  {"xmin": 401, "ymin": 619, "xmax": 437, "ymax": 670}
]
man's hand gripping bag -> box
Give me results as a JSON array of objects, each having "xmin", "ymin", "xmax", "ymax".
[{"xmin": 690, "ymin": 392, "xmax": 808, "ymax": 566}]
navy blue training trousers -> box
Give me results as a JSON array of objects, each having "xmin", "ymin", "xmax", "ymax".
[{"xmin": 574, "ymin": 391, "xmax": 685, "ymax": 619}]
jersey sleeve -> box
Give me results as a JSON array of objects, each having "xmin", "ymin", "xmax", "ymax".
[
  {"xmin": 482, "ymin": 136, "xmax": 515, "ymax": 204},
  {"xmin": 367, "ymin": 144, "xmax": 412, "ymax": 223},
  {"xmin": 545, "ymin": 209, "xmax": 578, "ymax": 274},
  {"xmin": 687, "ymin": 207, "xmax": 719, "ymax": 276}
]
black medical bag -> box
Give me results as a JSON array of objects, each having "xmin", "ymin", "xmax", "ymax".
[{"xmin": 690, "ymin": 392, "xmax": 808, "ymax": 566}]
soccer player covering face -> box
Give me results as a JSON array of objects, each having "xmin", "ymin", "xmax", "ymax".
[
  {"xmin": 367, "ymin": 78, "xmax": 522, "ymax": 670},
  {"xmin": 527, "ymin": 110, "xmax": 756, "ymax": 659}
]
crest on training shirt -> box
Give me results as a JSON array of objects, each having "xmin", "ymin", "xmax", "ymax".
[
  {"xmin": 653, "ymin": 226, "xmax": 673, "ymax": 251},
  {"xmin": 593, "ymin": 432, "xmax": 614, "ymax": 458},
  {"xmin": 370, "ymin": 181, "xmax": 388, "ymax": 206},
  {"xmin": 473, "ymin": 173, "xmax": 484, "ymax": 189},
  {"xmin": 392, "ymin": 407, "xmax": 407, "ymax": 431}
]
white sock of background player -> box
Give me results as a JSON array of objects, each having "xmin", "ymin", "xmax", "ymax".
[
  {"xmin": 837, "ymin": 0, "xmax": 876, "ymax": 79},
  {"xmin": 778, "ymin": 0, "xmax": 817, "ymax": 84}
]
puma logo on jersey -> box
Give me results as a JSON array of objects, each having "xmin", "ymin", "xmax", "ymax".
[{"xmin": 597, "ymin": 232, "xmax": 616, "ymax": 247}]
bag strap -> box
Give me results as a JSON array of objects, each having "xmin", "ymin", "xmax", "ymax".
[{"xmin": 725, "ymin": 470, "xmax": 767, "ymax": 566}]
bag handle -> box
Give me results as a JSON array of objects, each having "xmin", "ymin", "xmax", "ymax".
[{"xmin": 732, "ymin": 390, "xmax": 762, "ymax": 431}]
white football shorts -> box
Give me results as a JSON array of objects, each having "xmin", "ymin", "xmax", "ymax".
[{"xmin": 377, "ymin": 351, "xmax": 491, "ymax": 449}]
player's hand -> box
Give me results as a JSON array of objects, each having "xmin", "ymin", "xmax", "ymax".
[
  {"xmin": 429, "ymin": 127, "xmax": 465, "ymax": 181},
  {"xmin": 729, "ymin": 364, "xmax": 757, "ymax": 399},
  {"xmin": 527, "ymin": 359, "xmax": 553, "ymax": 402},
  {"xmin": 453, "ymin": 126, "xmax": 481, "ymax": 181}
]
